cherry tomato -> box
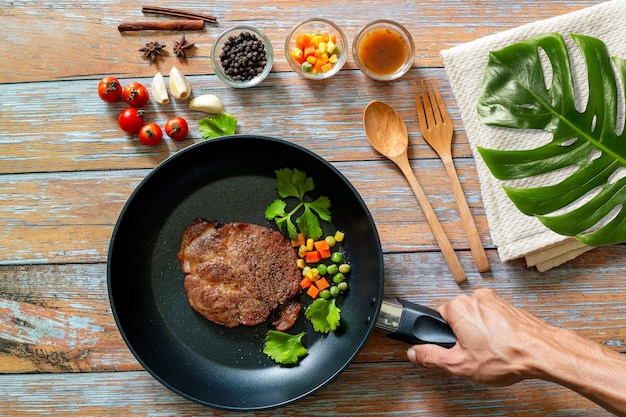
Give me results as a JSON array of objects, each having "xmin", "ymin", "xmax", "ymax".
[
  {"xmin": 118, "ymin": 108, "xmax": 145, "ymax": 134},
  {"xmin": 138, "ymin": 123, "xmax": 163, "ymax": 146},
  {"xmin": 122, "ymin": 82, "xmax": 149, "ymax": 108},
  {"xmin": 165, "ymin": 117, "xmax": 189, "ymax": 141},
  {"xmin": 98, "ymin": 77, "xmax": 122, "ymax": 103}
]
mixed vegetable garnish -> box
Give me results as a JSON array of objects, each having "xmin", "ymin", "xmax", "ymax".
[
  {"xmin": 290, "ymin": 32, "xmax": 341, "ymax": 75},
  {"xmin": 264, "ymin": 168, "xmax": 350, "ymax": 364}
]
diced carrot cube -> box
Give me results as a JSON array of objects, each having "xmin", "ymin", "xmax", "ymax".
[
  {"xmin": 305, "ymin": 250, "xmax": 322, "ymax": 263},
  {"xmin": 303, "ymin": 45, "xmax": 316, "ymax": 58},
  {"xmin": 314, "ymin": 240, "xmax": 330, "ymax": 251},
  {"xmin": 321, "ymin": 62, "xmax": 334, "ymax": 73},
  {"xmin": 291, "ymin": 233, "xmax": 306, "ymax": 247},
  {"xmin": 316, "ymin": 277, "xmax": 330, "ymax": 291},
  {"xmin": 296, "ymin": 33, "xmax": 313, "ymax": 49},
  {"xmin": 300, "ymin": 277, "xmax": 313, "ymax": 289},
  {"xmin": 307, "ymin": 285, "xmax": 320, "ymax": 299},
  {"xmin": 319, "ymin": 248, "xmax": 331, "ymax": 259}
]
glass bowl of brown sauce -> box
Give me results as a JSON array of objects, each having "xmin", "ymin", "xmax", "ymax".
[{"xmin": 352, "ymin": 20, "xmax": 415, "ymax": 81}]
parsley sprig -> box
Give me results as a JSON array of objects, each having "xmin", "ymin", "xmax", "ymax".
[
  {"xmin": 305, "ymin": 298, "xmax": 341, "ymax": 333},
  {"xmin": 263, "ymin": 331, "xmax": 308, "ymax": 365},
  {"xmin": 265, "ymin": 168, "xmax": 331, "ymax": 240}
]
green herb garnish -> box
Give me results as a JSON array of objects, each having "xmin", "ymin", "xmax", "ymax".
[
  {"xmin": 263, "ymin": 330, "xmax": 308, "ymax": 365},
  {"xmin": 265, "ymin": 168, "xmax": 331, "ymax": 240},
  {"xmin": 198, "ymin": 113, "xmax": 237, "ymax": 140},
  {"xmin": 305, "ymin": 298, "xmax": 341, "ymax": 333}
]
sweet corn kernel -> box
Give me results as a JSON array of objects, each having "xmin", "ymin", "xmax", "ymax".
[
  {"xmin": 318, "ymin": 42, "xmax": 327, "ymax": 54},
  {"xmin": 302, "ymin": 266, "xmax": 312, "ymax": 277},
  {"xmin": 329, "ymin": 54, "xmax": 339, "ymax": 64},
  {"xmin": 321, "ymin": 53, "xmax": 329, "ymax": 63},
  {"xmin": 306, "ymin": 238, "xmax": 314, "ymax": 251},
  {"xmin": 307, "ymin": 55, "xmax": 317, "ymax": 65},
  {"xmin": 298, "ymin": 244, "xmax": 308, "ymax": 258},
  {"xmin": 291, "ymin": 48, "xmax": 303, "ymax": 59},
  {"xmin": 306, "ymin": 268, "xmax": 320, "ymax": 281},
  {"xmin": 312, "ymin": 34, "xmax": 324, "ymax": 46},
  {"xmin": 334, "ymin": 230, "xmax": 345, "ymax": 242},
  {"xmin": 327, "ymin": 41, "xmax": 338, "ymax": 55},
  {"xmin": 296, "ymin": 259, "xmax": 306, "ymax": 269}
]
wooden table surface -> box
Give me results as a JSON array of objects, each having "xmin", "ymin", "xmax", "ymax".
[{"xmin": 2, "ymin": 1, "xmax": 624, "ymax": 416}]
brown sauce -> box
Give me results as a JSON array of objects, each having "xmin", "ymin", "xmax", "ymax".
[{"xmin": 357, "ymin": 28, "xmax": 409, "ymax": 76}]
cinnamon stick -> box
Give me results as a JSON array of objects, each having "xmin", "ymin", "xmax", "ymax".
[
  {"xmin": 118, "ymin": 20, "xmax": 205, "ymax": 32},
  {"xmin": 142, "ymin": 6, "xmax": 217, "ymax": 23}
]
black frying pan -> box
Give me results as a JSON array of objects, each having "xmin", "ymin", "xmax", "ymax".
[{"xmin": 108, "ymin": 135, "xmax": 454, "ymax": 411}]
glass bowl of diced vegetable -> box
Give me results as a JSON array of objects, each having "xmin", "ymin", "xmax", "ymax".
[{"xmin": 285, "ymin": 18, "xmax": 348, "ymax": 80}]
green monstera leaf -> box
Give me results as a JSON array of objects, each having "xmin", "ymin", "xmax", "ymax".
[{"xmin": 477, "ymin": 33, "xmax": 626, "ymax": 247}]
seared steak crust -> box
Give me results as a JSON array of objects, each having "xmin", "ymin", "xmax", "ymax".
[{"xmin": 177, "ymin": 218, "xmax": 301, "ymax": 329}]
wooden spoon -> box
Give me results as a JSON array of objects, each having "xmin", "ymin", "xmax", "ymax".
[{"xmin": 363, "ymin": 100, "xmax": 467, "ymax": 284}]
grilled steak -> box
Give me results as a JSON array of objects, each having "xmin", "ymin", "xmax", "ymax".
[{"xmin": 177, "ymin": 218, "xmax": 301, "ymax": 329}]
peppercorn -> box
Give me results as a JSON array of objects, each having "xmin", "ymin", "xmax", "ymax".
[{"xmin": 219, "ymin": 31, "xmax": 268, "ymax": 82}]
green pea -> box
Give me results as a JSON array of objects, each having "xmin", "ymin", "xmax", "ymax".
[
  {"xmin": 329, "ymin": 286, "xmax": 340, "ymax": 297},
  {"xmin": 325, "ymin": 235, "xmax": 337, "ymax": 247},
  {"xmin": 337, "ymin": 282, "xmax": 348, "ymax": 292},
  {"xmin": 316, "ymin": 263, "xmax": 328, "ymax": 276},
  {"xmin": 331, "ymin": 252, "xmax": 343, "ymax": 264},
  {"xmin": 320, "ymin": 289, "xmax": 331, "ymax": 299},
  {"xmin": 332, "ymin": 272, "xmax": 345, "ymax": 284},
  {"xmin": 339, "ymin": 263, "xmax": 351, "ymax": 274},
  {"xmin": 327, "ymin": 264, "xmax": 339, "ymax": 276}
]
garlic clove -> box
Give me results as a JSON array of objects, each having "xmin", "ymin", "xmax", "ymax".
[
  {"xmin": 169, "ymin": 66, "xmax": 191, "ymax": 100},
  {"xmin": 151, "ymin": 72, "xmax": 169, "ymax": 105},
  {"xmin": 189, "ymin": 94, "xmax": 225, "ymax": 114}
]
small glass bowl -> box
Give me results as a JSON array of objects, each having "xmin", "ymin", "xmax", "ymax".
[
  {"xmin": 352, "ymin": 20, "xmax": 415, "ymax": 81},
  {"xmin": 284, "ymin": 18, "xmax": 348, "ymax": 80},
  {"xmin": 211, "ymin": 26, "xmax": 274, "ymax": 88}
]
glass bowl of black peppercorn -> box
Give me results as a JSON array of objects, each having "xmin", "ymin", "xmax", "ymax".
[
  {"xmin": 211, "ymin": 26, "xmax": 274, "ymax": 88},
  {"xmin": 285, "ymin": 18, "xmax": 348, "ymax": 80}
]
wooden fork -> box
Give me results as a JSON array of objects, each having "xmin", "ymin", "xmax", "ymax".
[{"xmin": 413, "ymin": 79, "xmax": 490, "ymax": 273}]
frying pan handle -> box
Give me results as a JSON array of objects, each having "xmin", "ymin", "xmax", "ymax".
[{"xmin": 381, "ymin": 298, "xmax": 457, "ymax": 348}]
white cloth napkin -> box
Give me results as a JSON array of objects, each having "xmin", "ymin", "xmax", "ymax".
[{"xmin": 440, "ymin": 0, "xmax": 626, "ymax": 271}]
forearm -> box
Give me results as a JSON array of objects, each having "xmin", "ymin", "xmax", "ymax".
[{"xmin": 532, "ymin": 326, "xmax": 626, "ymax": 416}]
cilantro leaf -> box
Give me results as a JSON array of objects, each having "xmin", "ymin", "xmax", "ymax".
[
  {"xmin": 275, "ymin": 168, "xmax": 314, "ymax": 199},
  {"xmin": 307, "ymin": 196, "xmax": 332, "ymax": 221},
  {"xmin": 305, "ymin": 298, "xmax": 341, "ymax": 333},
  {"xmin": 264, "ymin": 168, "xmax": 331, "ymax": 240},
  {"xmin": 263, "ymin": 330, "xmax": 308, "ymax": 365},
  {"xmin": 265, "ymin": 199, "xmax": 298, "ymax": 238},
  {"xmin": 198, "ymin": 113, "xmax": 237, "ymax": 140}
]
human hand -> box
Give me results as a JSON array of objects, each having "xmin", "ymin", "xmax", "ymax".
[{"xmin": 407, "ymin": 289, "xmax": 551, "ymax": 386}]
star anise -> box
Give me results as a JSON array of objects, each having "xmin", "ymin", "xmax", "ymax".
[
  {"xmin": 139, "ymin": 41, "xmax": 166, "ymax": 62},
  {"xmin": 172, "ymin": 35, "xmax": 195, "ymax": 60}
]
